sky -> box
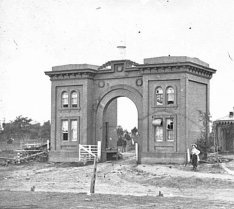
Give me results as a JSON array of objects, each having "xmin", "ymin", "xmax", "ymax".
[{"xmin": 0, "ymin": 0, "xmax": 234, "ymax": 130}]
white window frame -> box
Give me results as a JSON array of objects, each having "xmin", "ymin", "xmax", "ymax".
[
  {"xmin": 62, "ymin": 91, "xmax": 69, "ymax": 108},
  {"xmin": 166, "ymin": 118, "xmax": 174, "ymax": 141},
  {"xmin": 166, "ymin": 87, "xmax": 175, "ymax": 105},
  {"xmin": 71, "ymin": 91, "xmax": 78, "ymax": 108},
  {"xmin": 153, "ymin": 116, "xmax": 176, "ymax": 143},
  {"xmin": 61, "ymin": 118, "xmax": 79, "ymax": 142},
  {"xmin": 62, "ymin": 120, "xmax": 69, "ymax": 141},
  {"xmin": 155, "ymin": 87, "xmax": 163, "ymax": 106},
  {"xmin": 71, "ymin": 119, "xmax": 78, "ymax": 141}
]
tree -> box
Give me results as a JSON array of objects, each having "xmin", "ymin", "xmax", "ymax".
[
  {"xmin": 116, "ymin": 126, "xmax": 124, "ymax": 147},
  {"xmin": 28, "ymin": 123, "xmax": 41, "ymax": 139},
  {"xmin": 124, "ymin": 130, "xmax": 132, "ymax": 141},
  {"xmin": 130, "ymin": 127, "xmax": 139, "ymax": 144},
  {"xmin": 0, "ymin": 116, "xmax": 32, "ymax": 140},
  {"xmin": 116, "ymin": 126, "xmax": 124, "ymax": 139},
  {"xmin": 11, "ymin": 116, "xmax": 32, "ymax": 139},
  {"xmin": 196, "ymin": 110, "xmax": 212, "ymax": 159},
  {"xmin": 131, "ymin": 127, "xmax": 138, "ymax": 136},
  {"xmin": 39, "ymin": 121, "xmax": 51, "ymax": 139},
  {"xmin": 0, "ymin": 116, "xmax": 51, "ymax": 142}
]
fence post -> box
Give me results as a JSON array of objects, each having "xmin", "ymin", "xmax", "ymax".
[
  {"xmin": 78, "ymin": 144, "xmax": 81, "ymax": 161},
  {"xmin": 90, "ymin": 157, "xmax": 97, "ymax": 194},
  {"xmin": 47, "ymin": 140, "xmax": 50, "ymax": 151},
  {"xmin": 88, "ymin": 145, "xmax": 91, "ymax": 160},
  {"xmin": 16, "ymin": 152, "xmax": 21, "ymax": 164},
  {"xmin": 97, "ymin": 141, "xmax": 101, "ymax": 162},
  {"xmin": 135, "ymin": 143, "xmax": 138, "ymax": 163},
  {"xmin": 187, "ymin": 148, "xmax": 190, "ymax": 164}
]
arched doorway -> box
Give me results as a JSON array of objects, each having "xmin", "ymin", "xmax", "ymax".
[{"xmin": 95, "ymin": 85, "xmax": 143, "ymax": 161}]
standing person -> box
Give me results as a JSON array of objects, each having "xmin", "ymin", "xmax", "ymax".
[
  {"xmin": 117, "ymin": 137, "xmax": 123, "ymax": 153},
  {"xmin": 191, "ymin": 144, "xmax": 200, "ymax": 171},
  {"xmin": 122, "ymin": 139, "xmax": 127, "ymax": 153}
]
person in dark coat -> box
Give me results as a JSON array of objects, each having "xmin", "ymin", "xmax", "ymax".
[
  {"xmin": 122, "ymin": 139, "xmax": 127, "ymax": 152},
  {"xmin": 191, "ymin": 144, "xmax": 200, "ymax": 171},
  {"xmin": 117, "ymin": 137, "xmax": 123, "ymax": 152}
]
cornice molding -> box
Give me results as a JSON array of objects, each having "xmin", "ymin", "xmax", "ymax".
[
  {"xmin": 138, "ymin": 62, "xmax": 216, "ymax": 79},
  {"xmin": 45, "ymin": 71, "xmax": 95, "ymax": 81},
  {"xmin": 45, "ymin": 60, "xmax": 216, "ymax": 80}
]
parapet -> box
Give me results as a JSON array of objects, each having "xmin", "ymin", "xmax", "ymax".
[
  {"xmin": 52, "ymin": 64, "xmax": 99, "ymax": 71},
  {"xmin": 144, "ymin": 56, "xmax": 209, "ymax": 67}
]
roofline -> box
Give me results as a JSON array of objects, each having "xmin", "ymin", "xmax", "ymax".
[
  {"xmin": 214, "ymin": 120, "xmax": 234, "ymax": 124},
  {"xmin": 44, "ymin": 68, "xmax": 97, "ymax": 76},
  {"xmin": 137, "ymin": 61, "xmax": 216, "ymax": 73}
]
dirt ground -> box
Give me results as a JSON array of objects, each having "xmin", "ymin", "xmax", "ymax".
[{"xmin": 1, "ymin": 152, "xmax": 234, "ymax": 208}]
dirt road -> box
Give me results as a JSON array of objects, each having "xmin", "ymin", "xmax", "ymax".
[
  {"xmin": 1, "ymin": 153, "xmax": 234, "ymax": 208},
  {"xmin": 1, "ymin": 191, "xmax": 234, "ymax": 209}
]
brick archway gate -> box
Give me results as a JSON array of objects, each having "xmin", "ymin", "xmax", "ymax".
[
  {"xmin": 45, "ymin": 56, "xmax": 216, "ymax": 163},
  {"xmin": 95, "ymin": 85, "xmax": 143, "ymax": 162}
]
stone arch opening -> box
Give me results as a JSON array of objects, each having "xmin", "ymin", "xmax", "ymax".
[{"xmin": 95, "ymin": 85, "xmax": 143, "ymax": 161}]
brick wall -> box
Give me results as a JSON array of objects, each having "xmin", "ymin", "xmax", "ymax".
[
  {"xmin": 188, "ymin": 80, "xmax": 207, "ymax": 146},
  {"xmin": 104, "ymin": 99, "xmax": 118, "ymax": 148}
]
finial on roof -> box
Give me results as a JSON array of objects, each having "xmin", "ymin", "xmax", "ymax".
[
  {"xmin": 117, "ymin": 40, "xmax": 126, "ymax": 60},
  {"xmin": 117, "ymin": 45, "xmax": 126, "ymax": 60},
  {"xmin": 229, "ymin": 111, "xmax": 234, "ymax": 118}
]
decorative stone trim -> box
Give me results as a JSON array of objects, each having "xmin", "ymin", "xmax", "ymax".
[
  {"xmin": 136, "ymin": 78, "xmax": 143, "ymax": 86},
  {"xmin": 139, "ymin": 64, "xmax": 214, "ymax": 79},
  {"xmin": 98, "ymin": 61, "xmax": 112, "ymax": 70},
  {"xmin": 98, "ymin": 81, "xmax": 105, "ymax": 88},
  {"xmin": 48, "ymin": 72, "xmax": 95, "ymax": 80}
]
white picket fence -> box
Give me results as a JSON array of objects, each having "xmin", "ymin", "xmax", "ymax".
[{"xmin": 79, "ymin": 141, "xmax": 101, "ymax": 162}]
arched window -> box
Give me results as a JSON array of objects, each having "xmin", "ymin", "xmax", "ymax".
[
  {"xmin": 155, "ymin": 87, "xmax": 163, "ymax": 105},
  {"xmin": 166, "ymin": 87, "xmax": 175, "ymax": 105},
  {"xmin": 62, "ymin": 92, "xmax": 68, "ymax": 108},
  {"xmin": 71, "ymin": 91, "xmax": 78, "ymax": 108}
]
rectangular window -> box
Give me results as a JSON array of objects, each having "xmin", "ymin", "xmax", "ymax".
[
  {"xmin": 62, "ymin": 120, "xmax": 68, "ymax": 140},
  {"xmin": 166, "ymin": 118, "xmax": 174, "ymax": 141},
  {"xmin": 154, "ymin": 119, "xmax": 163, "ymax": 142},
  {"xmin": 71, "ymin": 120, "xmax": 77, "ymax": 141}
]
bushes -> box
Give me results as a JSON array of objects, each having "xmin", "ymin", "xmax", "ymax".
[{"xmin": 0, "ymin": 116, "xmax": 50, "ymax": 142}]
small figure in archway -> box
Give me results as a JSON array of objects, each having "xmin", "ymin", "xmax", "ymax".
[
  {"xmin": 122, "ymin": 139, "xmax": 127, "ymax": 152},
  {"xmin": 117, "ymin": 137, "xmax": 123, "ymax": 152},
  {"xmin": 191, "ymin": 144, "xmax": 200, "ymax": 171}
]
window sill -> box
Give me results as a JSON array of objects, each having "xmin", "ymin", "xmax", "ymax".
[
  {"xmin": 59, "ymin": 107, "xmax": 81, "ymax": 111},
  {"xmin": 152, "ymin": 105, "xmax": 178, "ymax": 109},
  {"xmin": 61, "ymin": 141, "xmax": 78, "ymax": 144},
  {"xmin": 154, "ymin": 141, "xmax": 175, "ymax": 146}
]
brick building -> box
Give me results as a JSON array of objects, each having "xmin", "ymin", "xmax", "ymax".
[
  {"xmin": 213, "ymin": 109, "xmax": 234, "ymax": 153},
  {"xmin": 45, "ymin": 56, "xmax": 216, "ymax": 163}
]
